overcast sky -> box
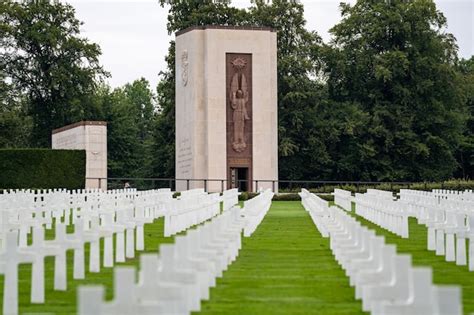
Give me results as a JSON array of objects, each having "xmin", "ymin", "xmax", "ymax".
[{"xmin": 69, "ymin": 0, "xmax": 474, "ymax": 88}]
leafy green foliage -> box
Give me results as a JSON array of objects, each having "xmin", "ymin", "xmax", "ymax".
[
  {"xmin": 158, "ymin": 0, "xmax": 250, "ymax": 34},
  {"xmin": 0, "ymin": 98, "xmax": 32, "ymax": 148},
  {"xmin": 152, "ymin": 42, "xmax": 176, "ymax": 178},
  {"xmin": 238, "ymin": 191, "xmax": 258, "ymax": 201},
  {"xmin": 301, "ymin": 179, "xmax": 474, "ymax": 194},
  {"xmin": 455, "ymin": 56, "xmax": 474, "ymax": 178},
  {"xmin": 97, "ymin": 78, "xmax": 157, "ymax": 178},
  {"xmin": 323, "ymin": 0, "xmax": 468, "ymax": 181},
  {"xmin": 1, "ymin": 0, "xmax": 472, "ymax": 183},
  {"xmin": 271, "ymin": 193, "xmax": 300, "ymax": 201},
  {"xmin": 249, "ymin": 1, "xmax": 327, "ymax": 180},
  {"xmin": 0, "ymin": 149, "xmax": 85, "ymax": 189},
  {"xmin": 1, "ymin": 1, "xmax": 107, "ymax": 147},
  {"xmin": 155, "ymin": 0, "xmax": 471, "ymax": 182}
]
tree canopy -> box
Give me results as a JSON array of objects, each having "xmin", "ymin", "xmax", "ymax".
[
  {"xmin": 322, "ymin": 0, "xmax": 468, "ymax": 181},
  {"xmin": 1, "ymin": 0, "xmax": 106, "ymax": 146},
  {"xmin": 154, "ymin": 0, "xmax": 472, "ymax": 180},
  {"xmin": 1, "ymin": 0, "xmax": 472, "ymax": 181}
]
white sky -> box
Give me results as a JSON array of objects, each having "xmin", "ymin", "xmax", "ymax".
[{"xmin": 69, "ymin": 0, "xmax": 474, "ymax": 88}]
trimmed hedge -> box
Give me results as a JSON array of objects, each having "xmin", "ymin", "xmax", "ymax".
[
  {"xmin": 278, "ymin": 179, "xmax": 474, "ymax": 194},
  {"xmin": 0, "ymin": 149, "xmax": 86, "ymax": 190},
  {"xmin": 239, "ymin": 192, "xmax": 259, "ymax": 201},
  {"xmin": 318, "ymin": 194, "xmax": 335, "ymax": 202},
  {"xmin": 272, "ymin": 193, "xmax": 334, "ymax": 202},
  {"xmin": 272, "ymin": 193, "xmax": 300, "ymax": 201},
  {"xmin": 238, "ymin": 192, "xmax": 334, "ymax": 202}
]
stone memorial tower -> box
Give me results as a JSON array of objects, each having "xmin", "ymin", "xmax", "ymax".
[{"xmin": 175, "ymin": 26, "xmax": 278, "ymax": 192}]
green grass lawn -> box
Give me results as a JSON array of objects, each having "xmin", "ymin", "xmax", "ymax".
[
  {"xmin": 198, "ymin": 201, "xmax": 365, "ymax": 315},
  {"xmin": 345, "ymin": 203, "xmax": 474, "ymax": 314}
]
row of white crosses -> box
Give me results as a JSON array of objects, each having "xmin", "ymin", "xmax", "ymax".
[
  {"xmin": 334, "ymin": 188, "xmax": 353, "ymax": 211},
  {"xmin": 299, "ymin": 190, "xmax": 463, "ymax": 315},
  {"xmin": 433, "ymin": 189, "xmax": 474, "ymax": 202},
  {"xmin": 0, "ymin": 188, "xmax": 174, "ymax": 315},
  {"xmin": 399, "ymin": 189, "xmax": 474, "ymax": 270},
  {"xmin": 398, "ymin": 189, "xmax": 474, "ymax": 221},
  {"xmin": 0, "ymin": 189, "xmax": 69, "ymax": 248},
  {"xmin": 163, "ymin": 188, "xmax": 221, "ymax": 237},
  {"xmin": 77, "ymin": 204, "xmax": 245, "ymax": 315},
  {"xmin": 299, "ymin": 188, "xmax": 331, "ymax": 237},
  {"xmin": 354, "ymin": 190, "xmax": 410, "ymax": 238},
  {"xmin": 240, "ymin": 189, "xmax": 274, "ymax": 237},
  {"xmin": 222, "ymin": 188, "xmax": 240, "ymax": 212},
  {"xmin": 0, "ymin": 188, "xmax": 140, "ymax": 238}
]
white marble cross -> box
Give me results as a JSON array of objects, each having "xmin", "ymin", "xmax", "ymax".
[
  {"xmin": 0, "ymin": 230, "xmax": 35, "ymax": 315},
  {"xmin": 157, "ymin": 244, "xmax": 200, "ymax": 312},
  {"xmin": 135, "ymin": 254, "xmax": 189, "ymax": 314},
  {"xmin": 85, "ymin": 216, "xmax": 102, "ymax": 273},
  {"xmin": 132, "ymin": 206, "xmax": 149, "ymax": 251},
  {"xmin": 25, "ymin": 227, "xmax": 61, "ymax": 303},
  {"xmin": 78, "ymin": 267, "xmax": 164, "ymax": 315},
  {"xmin": 100, "ymin": 213, "xmax": 120, "ymax": 267},
  {"xmin": 378, "ymin": 268, "xmax": 436, "ymax": 314},
  {"xmin": 68, "ymin": 218, "xmax": 87, "ymax": 279},
  {"xmin": 45, "ymin": 222, "xmax": 81, "ymax": 290},
  {"xmin": 116, "ymin": 206, "xmax": 136, "ymax": 259}
]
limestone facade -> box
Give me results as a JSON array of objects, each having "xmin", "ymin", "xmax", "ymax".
[
  {"xmin": 175, "ymin": 26, "xmax": 278, "ymax": 192},
  {"xmin": 52, "ymin": 121, "xmax": 107, "ymax": 189}
]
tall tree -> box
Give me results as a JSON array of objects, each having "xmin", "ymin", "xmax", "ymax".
[
  {"xmin": 0, "ymin": 69, "xmax": 33, "ymax": 148},
  {"xmin": 1, "ymin": 1, "xmax": 106, "ymax": 147},
  {"xmin": 152, "ymin": 43, "xmax": 176, "ymax": 178},
  {"xmin": 323, "ymin": 0, "xmax": 467, "ymax": 181},
  {"xmin": 159, "ymin": 0, "xmax": 250, "ymax": 32},
  {"xmin": 154, "ymin": 0, "xmax": 469, "ymax": 182},
  {"xmin": 455, "ymin": 56, "xmax": 474, "ymax": 178},
  {"xmin": 249, "ymin": 0, "xmax": 327, "ymax": 180},
  {"xmin": 100, "ymin": 79, "xmax": 157, "ymax": 179}
]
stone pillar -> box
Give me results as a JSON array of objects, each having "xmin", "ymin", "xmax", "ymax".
[
  {"xmin": 52, "ymin": 121, "xmax": 107, "ymax": 189},
  {"xmin": 175, "ymin": 26, "xmax": 278, "ymax": 192}
]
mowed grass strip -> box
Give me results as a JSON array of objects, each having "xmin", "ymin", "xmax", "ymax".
[
  {"xmin": 0, "ymin": 217, "xmax": 174, "ymax": 314},
  {"xmin": 198, "ymin": 201, "xmax": 365, "ymax": 315},
  {"xmin": 346, "ymin": 203, "xmax": 474, "ymax": 314}
]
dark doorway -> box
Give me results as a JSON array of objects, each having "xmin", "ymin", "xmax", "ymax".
[{"xmin": 230, "ymin": 167, "xmax": 249, "ymax": 192}]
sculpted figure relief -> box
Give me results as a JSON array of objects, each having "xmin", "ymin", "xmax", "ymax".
[
  {"xmin": 181, "ymin": 50, "xmax": 188, "ymax": 87},
  {"xmin": 229, "ymin": 57, "xmax": 250, "ymax": 152}
]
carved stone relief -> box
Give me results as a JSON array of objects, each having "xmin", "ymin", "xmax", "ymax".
[
  {"xmin": 229, "ymin": 57, "xmax": 250, "ymax": 152},
  {"xmin": 226, "ymin": 53, "xmax": 252, "ymax": 190},
  {"xmin": 181, "ymin": 50, "xmax": 189, "ymax": 87}
]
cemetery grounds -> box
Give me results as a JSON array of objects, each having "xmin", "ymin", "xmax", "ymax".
[{"xmin": 1, "ymin": 201, "xmax": 473, "ymax": 314}]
